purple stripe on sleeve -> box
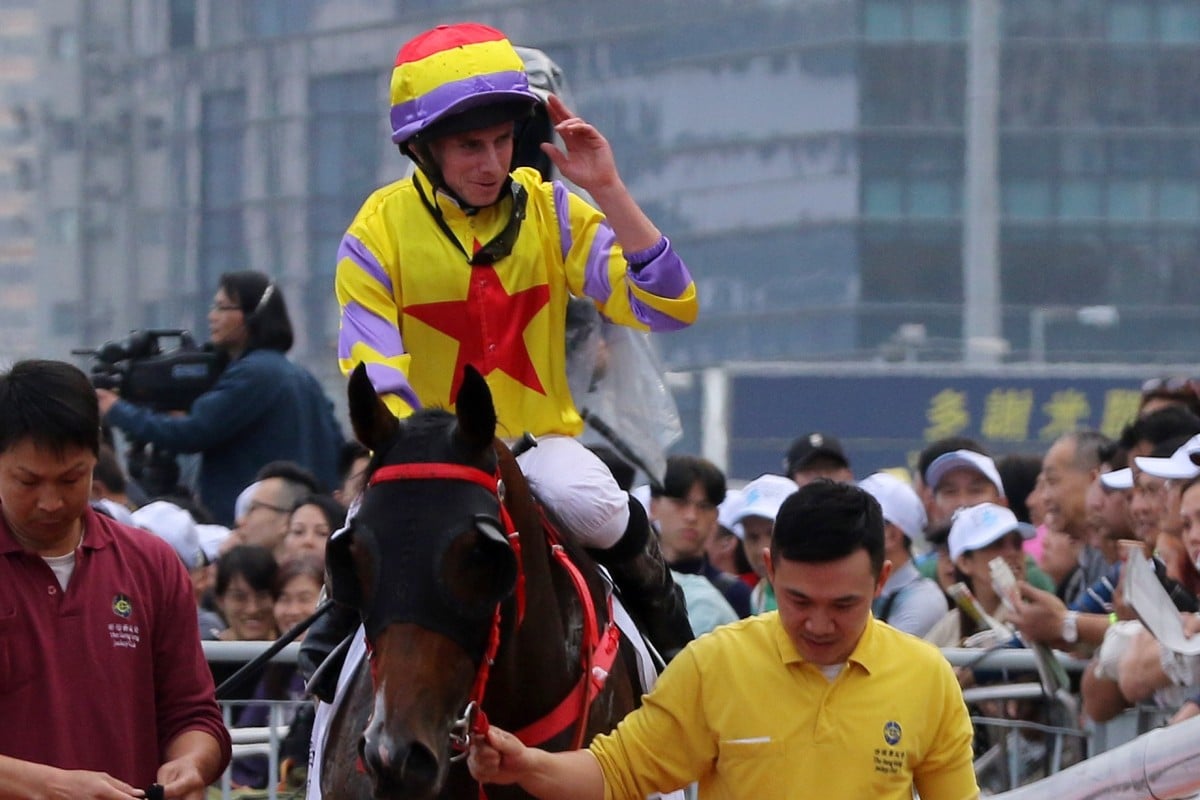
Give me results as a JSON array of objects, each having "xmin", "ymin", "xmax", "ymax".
[
  {"xmin": 364, "ymin": 362, "xmax": 422, "ymax": 411},
  {"xmin": 581, "ymin": 223, "xmax": 618, "ymax": 303},
  {"xmin": 338, "ymin": 302, "xmax": 402, "ymax": 360},
  {"xmin": 632, "ymin": 304, "xmax": 691, "ymax": 332},
  {"xmin": 339, "ymin": 234, "xmax": 393, "ymax": 294},
  {"xmin": 553, "ymin": 182, "xmax": 572, "ymax": 262},
  {"xmin": 390, "ymin": 72, "xmax": 530, "ymax": 141},
  {"xmin": 628, "ymin": 243, "xmax": 692, "ymax": 297}
]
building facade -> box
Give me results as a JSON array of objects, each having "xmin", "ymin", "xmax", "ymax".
[{"xmin": 25, "ymin": 0, "xmax": 1200, "ymax": 397}]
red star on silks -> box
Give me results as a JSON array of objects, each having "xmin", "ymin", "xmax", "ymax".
[{"xmin": 404, "ymin": 263, "xmax": 551, "ymax": 400}]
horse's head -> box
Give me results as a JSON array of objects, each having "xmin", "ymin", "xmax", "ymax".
[{"xmin": 327, "ymin": 364, "xmax": 519, "ymax": 799}]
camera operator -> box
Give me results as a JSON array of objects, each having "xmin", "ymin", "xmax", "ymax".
[{"xmin": 98, "ymin": 271, "xmax": 344, "ymax": 527}]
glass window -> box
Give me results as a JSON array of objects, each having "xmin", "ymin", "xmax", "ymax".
[
  {"xmin": 199, "ymin": 90, "xmax": 246, "ymax": 287},
  {"xmin": 169, "ymin": 0, "xmax": 196, "ymax": 50},
  {"xmin": 909, "ymin": 179, "xmax": 956, "ymax": 217},
  {"xmin": 48, "ymin": 26, "xmax": 76, "ymax": 60},
  {"xmin": 1108, "ymin": 1, "xmax": 1153, "ymax": 42},
  {"xmin": 1058, "ymin": 180, "xmax": 1102, "ymax": 219},
  {"xmin": 1107, "ymin": 180, "xmax": 1153, "ymax": 219},
  {"xmin": 1162, "ymin": 2, "xmax": 1200, "ymax": 42},
  {"xmin": 864, "ymin": 0, "xmax": 907, "ymax": 40},
  {"xmin": 1060, "ymin": 137, "xmax": 1106, "ymax": 176},
  {"xmin": 51, "ymin": 301, "xmax": 80, "ymax": 336},
  {"xmin": 912, "ymin": 1, "xmax": 961, "ymax": 40},
  {"xmin": 1159, "ymin": 181, "xmax": 1200, "ymax": 220},
  {"xmin": 46, "ymin": 208, "xmax": 77, "ymax": 244},
  {"xmin": 1003, "ymin": 179, "xmax": 1052, "ymax": 219},
  {"xmin": 864, "ymin": 179, "xmax": 904, "ymax": 217}
]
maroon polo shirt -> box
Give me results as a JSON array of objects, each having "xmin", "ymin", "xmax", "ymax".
[{"xmin": 0, "ymin": 505, "xmax": 231, "ymax": 787}]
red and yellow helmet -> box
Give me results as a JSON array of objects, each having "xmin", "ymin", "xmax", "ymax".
[{"xmin": 389, "ymin": 23, "xmax": 539, "ymax": 146}]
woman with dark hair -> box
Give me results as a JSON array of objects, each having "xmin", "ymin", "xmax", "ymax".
[
  {"xmin": 97, "ymin": 271, "xmax": 344, "ymax": 527},
  {"xmin": 279, "ymin": 493, "xmax": 346, "ymax": 562}
]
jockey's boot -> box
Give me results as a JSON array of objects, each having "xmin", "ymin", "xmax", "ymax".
[
  {"xmin": 297, "ymin": 602, "xmax": 360, "ymax": 704},
  {"xmin": 590, "ymin": 497, "xmax": 694, "ymax": 666}
]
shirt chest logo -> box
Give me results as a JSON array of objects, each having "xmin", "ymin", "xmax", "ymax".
[
  {"xmin": 109, "ymin": 593, "xmax": 141, "ymax": 649},
  {"xmin": 112, "ymin": 593, "xmax": 132, "ymax": 618},
  {"xmin": 874, "ymin": 721, "xmax": 905, "ymax": 775}
]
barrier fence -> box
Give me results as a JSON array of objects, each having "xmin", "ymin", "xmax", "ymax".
[{"xmin": 203, "ymin": 641, "xmax": 1184, "ymax": 799}]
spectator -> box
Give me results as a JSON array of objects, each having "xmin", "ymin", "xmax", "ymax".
[
  {"xmin": 226, "ymin": 464, "xmax": 318, "ymax": 557},
  {"xmin": 649, "ymin": 455, "xmax": 752, "ymax": 618},
  {"xmin": 230, "ymin": 554, "xmax": 325, "ymax": 790},
  {"xmin": 0, "ymin": 359, "xmax": 230, "ymax": 796},
  {"xmin": 1040, "ymin": 431, "xmax": 1112, "ymax": 595},
  {"xmin": 913, "ymin": 436, "xmax": 987, "ymax": 530},
  {"xmin": 729, "ymin": 473, "xmax": 799, "ymax": 614},
  {"xmin": 279, "ymin": 493, "xmax": 346, "ymax": 563},
  {"xmin": 925, "ymin": 503, "xmax": 1033, "ymax": 648},
  {"xmin": 131, "ymin": 499, "xmax": 224, "ymax": 636},
  {"xmin": 209, "ymin": 545, "xmax": 279, "ymax": 643},
  {"xmin": 783, "ymin": 432, "xmax": 853, "ymax": 487},
  {"xmin": 91, "ymin": 442, "xmax": 139, "ymax": 525},
  {"xmin": 1138, "ymin": 376, "xmax": 1200, "ymax": 418},
  {"xmin": 467, "ymin": 481, "xmax": 979, "ymax": 799},
  {"xmin": 708, "ymin": 487, "xmax": 756, "ymax": 588},
  {"xmin": 860, "ymin": 472, "xmax": 946, "ymax": 637},
  {"xmin": 98, "ymin": 271, "xmax": 344, "ymax": 526}
]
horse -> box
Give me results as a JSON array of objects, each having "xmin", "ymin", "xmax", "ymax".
[{"xmin": 319, "ymin": 363, "xmax": 643, "ymax": 799}]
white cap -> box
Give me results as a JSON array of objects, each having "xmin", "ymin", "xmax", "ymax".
[
  {"xmin": 1100, "ymin": 467, "xmax": 1133, "ymax": 490},
  {"xmin": 234, "ymin": 480, "xmax": 261, "ymax": 524},
  {"xmin": 925, "ymin": 450, "xmax": 1005, "ymax": 498},
  {"xmin": 948, "ymin": 502, "xmax": 1035, "ymax": 562},
  {"xmin": 196, "ymin": 524, "xmax": 231, "ymax": 563},
  {"xmin": 718, "ymin": 487, "xmax": 746, "ymax": 539},
  {"xmin": 732, "ymin": 474, "xmax": 798, "ymax": 524},
  {"xmin": 1134, "ymin": 434, "xmax": 1200, "ymax": 480},
  {"xmin": 630, "ymin": 484, "xmax": 651, "ymax": 515},
  {"xmin": 131, "ymin": 500, "xmax": 202, "ymax": 570},
  {"xmin": 859, "ymin": 472, "xmax": 928, "ymax": 542},
  {"xmin": 93, "ymin": 498, "xmax": 135, "ymax": 526}
]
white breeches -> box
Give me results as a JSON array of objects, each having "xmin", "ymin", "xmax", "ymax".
[{"xmin": 515, "ymin": 435, "xmax": 629, "ymax": 550}]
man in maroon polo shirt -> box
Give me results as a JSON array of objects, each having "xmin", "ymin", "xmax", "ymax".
[{"xmin": 0, "ymin": 360, "xmax": 230, "ymax": 800}]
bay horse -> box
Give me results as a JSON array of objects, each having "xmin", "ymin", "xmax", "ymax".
[{"xmin": 319, "ymin": 363, "xmax": 642, "ymax": 799}]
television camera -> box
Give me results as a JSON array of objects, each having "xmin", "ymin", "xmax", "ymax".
[{"xmin": 74, "ymin": 329, "xmax": 224, "ymax": 499}]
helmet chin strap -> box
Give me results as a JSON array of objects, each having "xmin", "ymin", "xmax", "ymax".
[{"xmin": 401, "ymin": 141, "xmax": 494, "ymax": 215}]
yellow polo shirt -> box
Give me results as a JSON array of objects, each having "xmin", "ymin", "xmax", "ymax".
[{"xmin": 590, "ymin": 613, "xmax": 978, "ymax": 799}]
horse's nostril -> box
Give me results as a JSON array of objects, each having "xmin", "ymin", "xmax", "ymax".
[{"xmin": 399, "ymin": 741, "xmax": 440, "ymax": 793}]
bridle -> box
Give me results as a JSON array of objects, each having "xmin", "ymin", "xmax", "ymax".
[{"xmin": 366, "ymin": 457, "xmax": 621, "ymax": 764}]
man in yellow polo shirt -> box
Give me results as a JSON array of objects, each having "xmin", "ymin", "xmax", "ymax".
[{"xmin": 468, "ymin": 479, "xmax": 979, "ymax": 799}]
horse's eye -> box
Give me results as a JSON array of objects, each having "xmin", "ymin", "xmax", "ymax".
[{"xmin": 438, "ymin": 522, "xmax": 517, "ymax": 616}]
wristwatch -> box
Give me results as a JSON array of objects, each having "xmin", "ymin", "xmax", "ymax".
[{"xmin": 1061, "ymin": 610, "xmax": 1079, "ymax": 645}]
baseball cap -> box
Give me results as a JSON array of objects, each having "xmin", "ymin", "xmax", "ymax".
[
  {"xmin": 784, "ymin": 433, "xmax": 849, "ymax": 475},
  {"xmin": 1100, "ymin": 467, "xmax": 1133, "ymax": 490},
  {"xmin": 1134, "ymin": 433, "xmax": 1200, "ymax": 480},
  {"xmin": 925, "ymin": 450, "xmax": 1005, "ymax": 498},
  {"xmin": 196, "ymin": 524, "xmax": 231, "ymax": 563},
  {"xmin": 733, "ymin": 474, "xmax": 799, "ymax": 524},
  {"xmin": 131, "ymin": 500, "xmax": 202, "ymax": 570},
  {"xmin": 717, "ymin": 487, "xmax": 747, "ymax": 539},
  {"xmin": 948, "ymin": 502, "xmax": 1035, "ymax": 561},
  {"xmin": 859, "ymin": 472, "xmax": 928, "ymax": 543}
]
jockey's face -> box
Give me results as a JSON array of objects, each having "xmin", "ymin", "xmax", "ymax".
[{"xmin": 429, "ymin": 121, "xmax": 515, "ymax": 208}]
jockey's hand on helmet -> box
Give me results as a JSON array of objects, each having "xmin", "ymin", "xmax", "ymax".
[
  {"xmin": 468, "ymin": 726, "xmax": 532, "ymax": 785},
  {"xmin": 540, "ymin": 94, "xmax": 620, "ymax": 195}
]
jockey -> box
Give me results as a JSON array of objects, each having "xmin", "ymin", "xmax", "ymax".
[{"xmin": 300, "ymin": 22, "xmax": 697, "ymax": 702}]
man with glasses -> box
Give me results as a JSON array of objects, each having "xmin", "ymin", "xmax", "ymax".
[{"xmin": 649, "ymin": 456, "xmax": 752, "ymax": 619}]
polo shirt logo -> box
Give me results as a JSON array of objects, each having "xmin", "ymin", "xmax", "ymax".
[
  {"xmin": 883, "ymin": 720, "xmax": 902, "ymax": 746},
  {"xmin": 112, "ymin": 594, "xmax": 132, "ymax": 619}
]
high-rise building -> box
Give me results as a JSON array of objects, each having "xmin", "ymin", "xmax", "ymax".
[
  {"xmin": 0, "ymin": 0, "xmax": 38, "ymax": 364},
  {"xmin": 28, "ymin": 0, "xmax": 1200, "ymax": 390}
]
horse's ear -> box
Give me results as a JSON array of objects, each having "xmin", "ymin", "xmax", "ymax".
[
  {"xmin": 348, "ymin": 363, "xmax": 400, "ymax": 452},
  {"xmin": 455, "ymin": 365, "xmax": 496, "ymax": 451}
]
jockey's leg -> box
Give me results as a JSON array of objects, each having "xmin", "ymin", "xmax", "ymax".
[{"xmin": 518, "ymin": 436, "xmax": 694, "ymax": 663}]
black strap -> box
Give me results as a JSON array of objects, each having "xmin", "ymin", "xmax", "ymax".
[{"xmin": 412, "ymin": 174, "xmax": 528, "ymax": 265}]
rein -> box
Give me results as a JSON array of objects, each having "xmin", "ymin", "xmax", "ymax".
[{"xmin": 366, "ymin": 459, "xmax": 619, "ymax": 757}]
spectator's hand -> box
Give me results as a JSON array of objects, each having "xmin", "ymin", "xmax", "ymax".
[
  {"xmin": 468, "ymin": 725, "xmax": 531, "ymax": 785},
  {"xmin": 157, "ymin": 756, "xmax": 205, "ymax": 800},
  {"xmin": 1009, "ymin": 580, "xmax": 1068, "ymax": 644},
  {"xmin": 43, "ymin": 767, "xmax": 141, "ymax": 799},
  {"xmin": 539, "ymin": 94, "xmax": 619, "ymax": 195},
  {"xmin": 1112, "ymin": 567, "xmax": 1136, "ymax": 621},
  {"xmin": 96, "ymin": 388, "xmax": 120, "ymax": 417}
]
